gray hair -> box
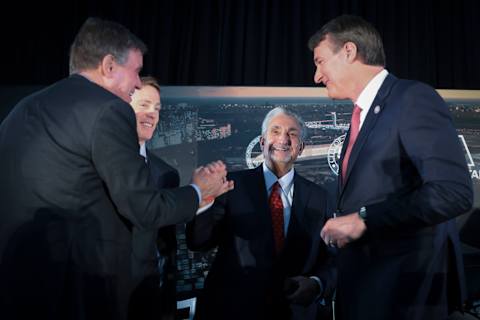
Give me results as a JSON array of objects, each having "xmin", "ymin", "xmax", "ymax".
[
  {"xmin": 308, "ymin": 14, "xmax": 386, "ymax": 67},
  {"xmin": 69, "ymin": 17, "xmax": 147, "ymax": 74},
  {"xmin": 261, "ymin": 107, "xmax": 307, "ymax": 142}
]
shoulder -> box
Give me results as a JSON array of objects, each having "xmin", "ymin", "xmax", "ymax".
[
  {"xmin": 382, "ymin": 76, "xmax": 447, "ymax": 118},
  {"xmin": 222, "ymin": 167, "xmax": 264, "ymax": 195},
  {"xmin": 228, "ymin": 167, "xmax": 261, "ymax": 180},
  {"xmin": 390, "ymin": 77, "xmax": 440, "ymax": 101}
]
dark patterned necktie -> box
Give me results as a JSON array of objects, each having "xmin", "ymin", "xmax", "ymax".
[
  {"xmin": 268, "ymin": 181, "xmax": 284, "ymax": 253},
  {"xmin": 342, "ymin": 104, "xmax": 361, "ymax": 183}
]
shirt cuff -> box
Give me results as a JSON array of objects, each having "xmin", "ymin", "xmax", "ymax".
[
  {"xmin": 196, "ymin": 200, "xmax": 214, "ymax": 215},
  {"xmin": 309, "ymin": 276, "xmax": 324, "ymax": 298},
  {"xmin": 190, "ymin": 183, "xmax": 202, "ymax": 205}
]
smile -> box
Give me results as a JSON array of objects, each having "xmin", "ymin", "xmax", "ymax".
[
  {"xmin": 271, "ymin": 145, "xmax": 290, "ymax": 152},
  {"xmin": 140, "ymin": 122, "xmax": 154, "ymax": 128}
]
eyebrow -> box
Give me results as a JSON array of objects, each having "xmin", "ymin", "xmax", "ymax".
[
  {"xmin": 137, "ymin": 99, "xmax": 157, "ymax": 104},
  {"xmin": 270, "ymin": 125, "xmax": 299, "ymax": 132}
]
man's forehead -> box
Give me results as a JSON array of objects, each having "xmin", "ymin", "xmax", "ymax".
[
  {"xmin": 268, "ymin": 116, "xmax": 300, "ymax": 130},
  {"xmin": 315, "ymin": 38, "xmax": 335, "ymax": 53}
]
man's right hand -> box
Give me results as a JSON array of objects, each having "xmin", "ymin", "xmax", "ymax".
[{"xmin": 192, "ymin": 160, "xmax": 234, "ymax": 203}]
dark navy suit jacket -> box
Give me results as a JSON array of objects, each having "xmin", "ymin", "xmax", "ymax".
[{"xmin": 335, "ymin": 74, "xmax": 473, "ymax": 320}]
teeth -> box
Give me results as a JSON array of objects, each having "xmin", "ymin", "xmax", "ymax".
[{"xmin": 141, "ymin": 122, "xmax": 153, "ymax": 128}]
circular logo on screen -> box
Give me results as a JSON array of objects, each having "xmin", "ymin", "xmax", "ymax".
[
  {"xmin": 245, "ymin": 135, "xmax": 262, "ymax": 169},
  {"xmin": 327, "ymin": 134, "xmax": 346, "ymax": 176}
]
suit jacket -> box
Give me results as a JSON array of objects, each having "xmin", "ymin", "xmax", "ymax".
[
  {"xmin": 0, "ymin": 75, "xmax": 198, "ymax": 320},
  {"xmin": 186, "ymin": 166, "xmax": 336, "ymax": 320},
  {"xmin": 129, "ymin": 150, "xmax": 180, "ymax": 320},
  {"xmin": 335, "ymin": 74, "xmax": 473, "ymax": 320}
]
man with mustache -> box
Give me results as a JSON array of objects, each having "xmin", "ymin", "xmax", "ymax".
[{"xmin": 186, "ymin": 107, "xmax": 336, "ymax": 320}]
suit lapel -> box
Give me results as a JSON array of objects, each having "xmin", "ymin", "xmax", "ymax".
[
  {"xmin": 246, "ymin": 165, "xmax": 278, "ymax": 255},
  {"xmin": 280, "ymin": 174, "xmax": 320, "ymax": 274},
  {"xmin": 288, "ymin": 172, "xmax": 308, "ymax": 234},
  {"xmin": 340, "ymin": 74, "xmax": 397, "ymax": 191},
  {"xmin": 246, "ymin": 165, "xmax": 270, "ymax": 223},
  {"xmin": 283, "ymin": 173, "xmax": 309, "ymax": 252}
]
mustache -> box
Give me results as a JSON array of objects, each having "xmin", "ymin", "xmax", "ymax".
[
  {"xmin": 269, "ymin": 144, "xmax": 291, "ymax": 150},
  {"xmin": 268, "ymin": 143, "xmax": 302, "ymax": 151}
]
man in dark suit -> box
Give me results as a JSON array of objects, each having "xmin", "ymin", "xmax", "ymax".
[
  {"xmin": 186, "ymin": 107, "xmax": 336, "ymax": 320},
  {"xmin": 0, "ymin": 18, "xmax": 232, "ymax": 320},
  {"xmin": 309, "ymin": 15, "xmax": 473, "ymax": 320},
  {"xmin": 127, "ymin": 76, "xmax": 180, "ymax": 320}
]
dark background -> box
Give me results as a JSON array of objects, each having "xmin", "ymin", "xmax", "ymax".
[
  {"xmin": 1, "ymin": 0, "xmax": 479, "ymax": 313},
  {"xmin": 1, "ymin": 0, "xmax": 479, "ymax": 88}
]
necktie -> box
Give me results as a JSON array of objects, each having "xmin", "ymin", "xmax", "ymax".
[
  {"xmin": 268, "ymin": 182, "xmax": 284, "ymax": 253},
  {"xmin": 342, "ymin": 104, "xmax": 361, "ymax": 183}
]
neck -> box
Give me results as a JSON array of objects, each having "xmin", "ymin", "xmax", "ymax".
[
  {"xmin": 349, "ymin": 65, "xmax": 384, "ymax": 102},
  {"xmin": 79, "ymin": 69, "xmax": 101, "ymax": 84},
  {"xmin": 78, "ymin": 69, "xmax": 112, "ymax": 94},
  {"xmin": 266, "ymin": 161, "xmax": 292, "ymax": 178}
]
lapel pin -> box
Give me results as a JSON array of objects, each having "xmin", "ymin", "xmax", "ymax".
[{"xmin": 374, "ymin": 105, "xmax": 381, "ymax": 114}]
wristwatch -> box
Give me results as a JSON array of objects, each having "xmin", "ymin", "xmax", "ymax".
[{"xmin": 358, "ymin": 206, "xmax": 367, "ymax": 221}]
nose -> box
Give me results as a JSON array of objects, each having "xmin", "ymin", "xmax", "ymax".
[
  {"xmin": 134, "ymin": 74, "xmax": 142, "ymax": 90},
  {"xmin": 278, "ymin": 131, "xmax": 290, "ymax": 144},
  {"xmin": 314, "ymin": 66, "xmax": 323, "ymax": 84},
  {"xmin": 145, "ymin": 111, "xmax": 157, "ymax": 119}
]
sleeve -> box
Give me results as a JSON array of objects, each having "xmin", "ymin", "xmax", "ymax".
[
  {"xmin": 365, "ymin": 82, "xmax": 473, "ymax": 232},
  {"xmin": 91, "ymin": 99, "xmax": 198, "ymax": 230},
  {"xmin": 185, "ymin": 191, "xmax": 228, "ymax": 251}
]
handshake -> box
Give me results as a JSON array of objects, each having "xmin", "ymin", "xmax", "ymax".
[{"xmin": 191, "ymin": 160, "xmax": 234, "ymax": 206}]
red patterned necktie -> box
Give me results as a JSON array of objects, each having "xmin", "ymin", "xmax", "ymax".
[
  {"xmin": 268, "ymin": 181, "xmax": 284, "ymax": 253},
  {"xmin": 342, "ymin": 104, "xmax": 362, "ymax": 183}
]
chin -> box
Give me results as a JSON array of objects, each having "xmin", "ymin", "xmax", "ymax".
[
  {"xmin": 271, "ymin": 156, "xmax": 292, "ymax": 164},
  {"xmin": 326, "ymin": 90, "xmax": 336, "ymax": 99},
  {"xmin": 120, "ymin": 94, "xmax": 132, "ymax": 103},
  {"xmin": 139, "ymin": 134, "xmax": 150, "ymax": 142}
]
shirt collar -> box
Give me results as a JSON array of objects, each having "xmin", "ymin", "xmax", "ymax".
[
  {"xmin": 262, "ymin": 162, "xmax": 294, "ymax": 193},
  {"xmin": 139, "ymin": 143, "xmax": 147, "ymax": 158},
  {"xmin": 355, "ymin": 69, "xmax": 389, "ymax": 111}
]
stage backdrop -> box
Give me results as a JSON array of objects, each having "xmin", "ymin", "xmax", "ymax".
[{"xmin": 146, "ymin": 86, "xmax": 480, "ymax": 299}]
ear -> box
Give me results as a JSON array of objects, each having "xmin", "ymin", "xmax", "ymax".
[
  {"xmin": 260, "ymin": 136, "xmax": 265, "ymax": 150},
  {"xmin": 344, "ymin": 42, "xmax": 358, "ymax": 63},
  {"xmin": 298, "ymin": 141, "xmax": 305, "ymax": 155},
  {"xmin": 100, "ymin": 54, "xmax": 116, "ymax": 78}
]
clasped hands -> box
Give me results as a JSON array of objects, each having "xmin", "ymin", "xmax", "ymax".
[
  {"xmin": 192, "ymin": 160, "xmax": 234, "ymax": 207},
  {"xmin": 320, "ymin": 212, "xmax": 366, "ymax": 248}
]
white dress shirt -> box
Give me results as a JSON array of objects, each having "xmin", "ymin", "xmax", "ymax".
[{"xmin": 355, "ymin": 69, "xmax": 389, "ymax": 129}]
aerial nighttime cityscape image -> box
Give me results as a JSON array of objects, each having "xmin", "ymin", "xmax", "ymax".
[{"xmin": 146, "ymin": 87, "xmax": 480, "ymax": 300}]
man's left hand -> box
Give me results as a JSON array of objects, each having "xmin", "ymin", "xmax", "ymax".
[
  {"xmin": 284, "ymin": 276, "xmax": 320, "ymax": 306},
  {"xmin": 320, "ymin": 212, "xmax": 366, "ymax": 248}
]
